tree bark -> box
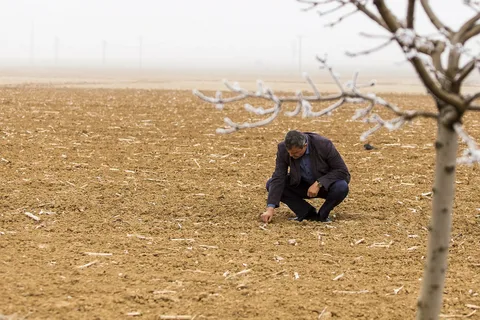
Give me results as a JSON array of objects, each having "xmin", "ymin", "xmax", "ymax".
[{"xmin": 417, "ymin": 110, "xmax": 458, "ymax": 320}]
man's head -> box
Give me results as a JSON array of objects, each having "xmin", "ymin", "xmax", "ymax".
[{"xmin": 284, "ymin": 130, "xmax": 307, "ymax": 159}]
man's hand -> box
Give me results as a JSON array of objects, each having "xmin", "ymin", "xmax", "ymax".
[
  {"xmin": 260, "ymin": 207, "xmax": 275, "ymax": 223},
  {"xmin": 307, "ymin": 181, "xmax": 321, "ymax": 197}
]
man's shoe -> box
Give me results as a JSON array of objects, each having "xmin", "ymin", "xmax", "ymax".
[
  {"xmin": 303, "ymin": 209, "xmax": 318, "ymax": 221},
  {"xmin": 289, "ymin": 212, "xmax": 316, "ymax": 222},
  {"xmin": 290, "ymin": 209, "xmax": 325, "ymax": 222}
]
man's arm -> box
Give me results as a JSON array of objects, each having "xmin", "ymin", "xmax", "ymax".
[
  {"xmin": 316, "ymin": 140, "xmax": 350, "ymax": 190},
  {"xmin": 262, "ymin": 144, "xmax": 289, "ymax": 222}
]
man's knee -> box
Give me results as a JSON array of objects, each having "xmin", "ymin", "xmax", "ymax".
[{"xmin": 330, "ymin": 180, "xmax": 349, "ymax": 199}]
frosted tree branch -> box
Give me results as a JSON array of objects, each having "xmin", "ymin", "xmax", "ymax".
[
  {"xmin": 285, "ymin": 92, "xmax": 303, "ymax": 117},
  {"xmin": 219, "ymin": 107, "xmax": 281, "ymax": 134},
  {"xmin": 317, "ymin": 55, "xmax": 345, "ymax": 92},
  {"xmin": 317, "ymin": 2, "xmax": 348, "ymax": 16},
  {"xmin": 297, "ymin": 0, "xmax": 337, "ymax": 11},
  {"xmin": 324, "ymin": 8, "xmax": 359, "ymax": 27},
  {"xmin": 352, "ymin": 101, "xmax": 374, "ymax": 120},
  {"xmin": 360, "ymin": 114, "xmax": 407, "ymax": 141},
  {"xmin": 223, "ymin": 80, "xmax": 249, "ymax": 95},
  {"xmin": 453, "ymin": 122, "xmax": 480, "ymax": 164},
  {"xmin": 194, "ymin": 58, "xmax": 438, "ymax": 136},
  {"xmin": 303, "ymin": 72, "xmax": 322, "ymax": 97},
  {"xmin": 420, "ymin": 0, "xmax": 453, "ymax": 36},
  {"xmin": 358, "ymin": 32, "xmax": 392, "ymax": 39},
  {"xmin": 346, "ymin": 37, "xmax": 394, "ymax": 57}
]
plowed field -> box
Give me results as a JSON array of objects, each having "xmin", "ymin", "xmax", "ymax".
[{"xmin": 0, "ymin": 85, "xmax": 479, "ymax": 319}]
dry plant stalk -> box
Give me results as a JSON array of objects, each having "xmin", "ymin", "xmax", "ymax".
[
  {"xmin": 333, "ymin": 290, "xmax": 369, "ymax": 294},
  {"xmin": 225, "ymin": 269, "xmax": 251, "ymax": 280},
  {"xmin": 332, "ymin": 273, "xmax": 344, "ymax": 281},
  {"xmin": 317, "ymin": 307, "xmax": 328, "ymax": 319},
  {"xmin": 77, "ymin": 260, "xmax": 98, "ymax": 269},
  {"xmin": 83, "ymin": 252, "xmax": 112, "ymax": 256},
  {"xmin": 24, "ymin": 212, "xmax": 40, "ymax": 221}
]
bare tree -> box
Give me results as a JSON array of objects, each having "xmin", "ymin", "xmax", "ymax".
[{"xmin": 194, "ymin": 1, "xmax": 480, "ymax": 319}]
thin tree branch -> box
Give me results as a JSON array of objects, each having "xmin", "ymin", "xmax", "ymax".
[
  {"xmin": 244, "ymin": 103, "xmax": 276, "ymax": 115},
  {"xmin": 303, "ymin": 73, "xmax": 322, "ymax": 97},
  {"xmin": 373, "ymin": 0, "xmax": 401, "ymax": 33},
  {"xmin": 454, "ymin": 122, "xmax": 480, "ymax": 164},
  {"xmin": 406, "ymin": 0, "xmax": 416, "ymax": 28},
  {"xmin": 324, "ymin": 8, "xmax": 359, "ymax": 27},
  {"xmin": 360, "ymin": 121, "xmax": 383, "ymax": 141},
  {"xmin": 224, "ymin": 80, "xmax": 249, "ymax": 95},
  {"xmin": 456, "ymin": 59, "xmax": 477, "ymax": 84},
  {"xmin": 220, "ymin": 106, "xmax": 282, "ymax": 134},
  {"xmin": 465, "ymin": 91, "xmax": 480, "ymax": 104},
  {"xmin": 351, "ymin": 0, "xmax": 389, "ymax": 30},
  {"xmin": 317, "ymin": 2, "xmax": 348, "ymax": 16},
  {"xmin": 285, "ymin": 92, "xmax": 303, "ymax": 117},
  {"xmin": 358, "ymin": 31, "xmax": 391, "ymax": 39},
  {"xmin": 420, "ymin": 0, "xmax": 453, "ymax": 36},
  {"xmin": 352, "ymin": 101, "xmax": 374, "ymax": 120},
  {"xmin": 345, "ymin": 37, "xmax": 394, "ymax": 57},
  {"xmin": 359, "ymin": 111, "xmax": 436, "ymax": 141},
  {"xmin": 460, "ymin": 24, "xmax": 480, "ymax": 43},
  {"xmin": 300, "ymin": 0, "xmax": 390, "ymax": 29},
  {"xmin": 468, "ymin": 104, "xmax": 480, "ymax": 110},
  {"xmin": 317, "ymin": 55, "xmax": 345, "ymax": 92},
  {"xmin": 409, "ymin": 56, "xmax": 465, "ymax": 109},
  {"xmin": 297, "ymin": 0, "xmax": 337, "ymax": 12},
  {"xmin": 457, "ymin": 12, "xmax": 480, "ymax": 43},
  {"xmin": 415, "ymin": 54, "xmax": 446, "ymax": 84},
  {"xmin": 193, "ymin": 89, "xmax": 248, "ymax": 106}
]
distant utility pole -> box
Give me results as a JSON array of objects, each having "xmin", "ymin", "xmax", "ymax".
[
  {"xmin": 139, "ymin": 36, "xmax": 143, "ymax": 70},
  {"xmin": 30, "ymin": 22, "xmax": 35, "ymax": 66},
  {"xmin": 291, "ymin": 39, "xmax": 297, "ymax": 73},
  {"xmin": 102, "ymin": 40, "xmax": 107, "ymax": 66},
  {"xmin": 297, "ymin": 35, "xmax": 303, "ymax": 73},
  {"xmin": 54, "ymin": 36, "xmax": 59, "ymax": 65}
]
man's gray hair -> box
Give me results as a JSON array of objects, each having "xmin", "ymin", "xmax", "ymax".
[{"xmin": 284, "ymin": 130, "xmax": 306, "ymax": 150}]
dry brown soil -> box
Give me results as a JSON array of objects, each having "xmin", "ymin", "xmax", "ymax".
[{"xmin": 0, "ymin": 85, "xmax": 479, "ymax": 319}]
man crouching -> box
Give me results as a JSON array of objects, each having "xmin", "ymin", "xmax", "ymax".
[{"xmin": 261, "ymin": 130, "xmax": 350, "ymax": 223}]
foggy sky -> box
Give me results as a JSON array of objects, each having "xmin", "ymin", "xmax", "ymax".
[{"xmin": 0, "ymin": 0, "xmax": 477, "ymax": 73}]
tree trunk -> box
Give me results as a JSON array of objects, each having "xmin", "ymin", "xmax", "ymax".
[{"xmin": 417, "ymin": 116, "xmax": 458, "ymax": 320}]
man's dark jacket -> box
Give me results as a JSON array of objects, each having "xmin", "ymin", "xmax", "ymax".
[{"xmin": 267, "ymin": 132, "xmax": 350, "ymax": 207}]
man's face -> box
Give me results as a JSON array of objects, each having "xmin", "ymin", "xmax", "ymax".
[{"xmin": 287, "ymin": 144, "xmax": 307, "ymax": 159}]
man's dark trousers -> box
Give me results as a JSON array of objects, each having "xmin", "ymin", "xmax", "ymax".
[{"xmin": 266, "ymin": 178, "xmax": 349, "ymax": 221}]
